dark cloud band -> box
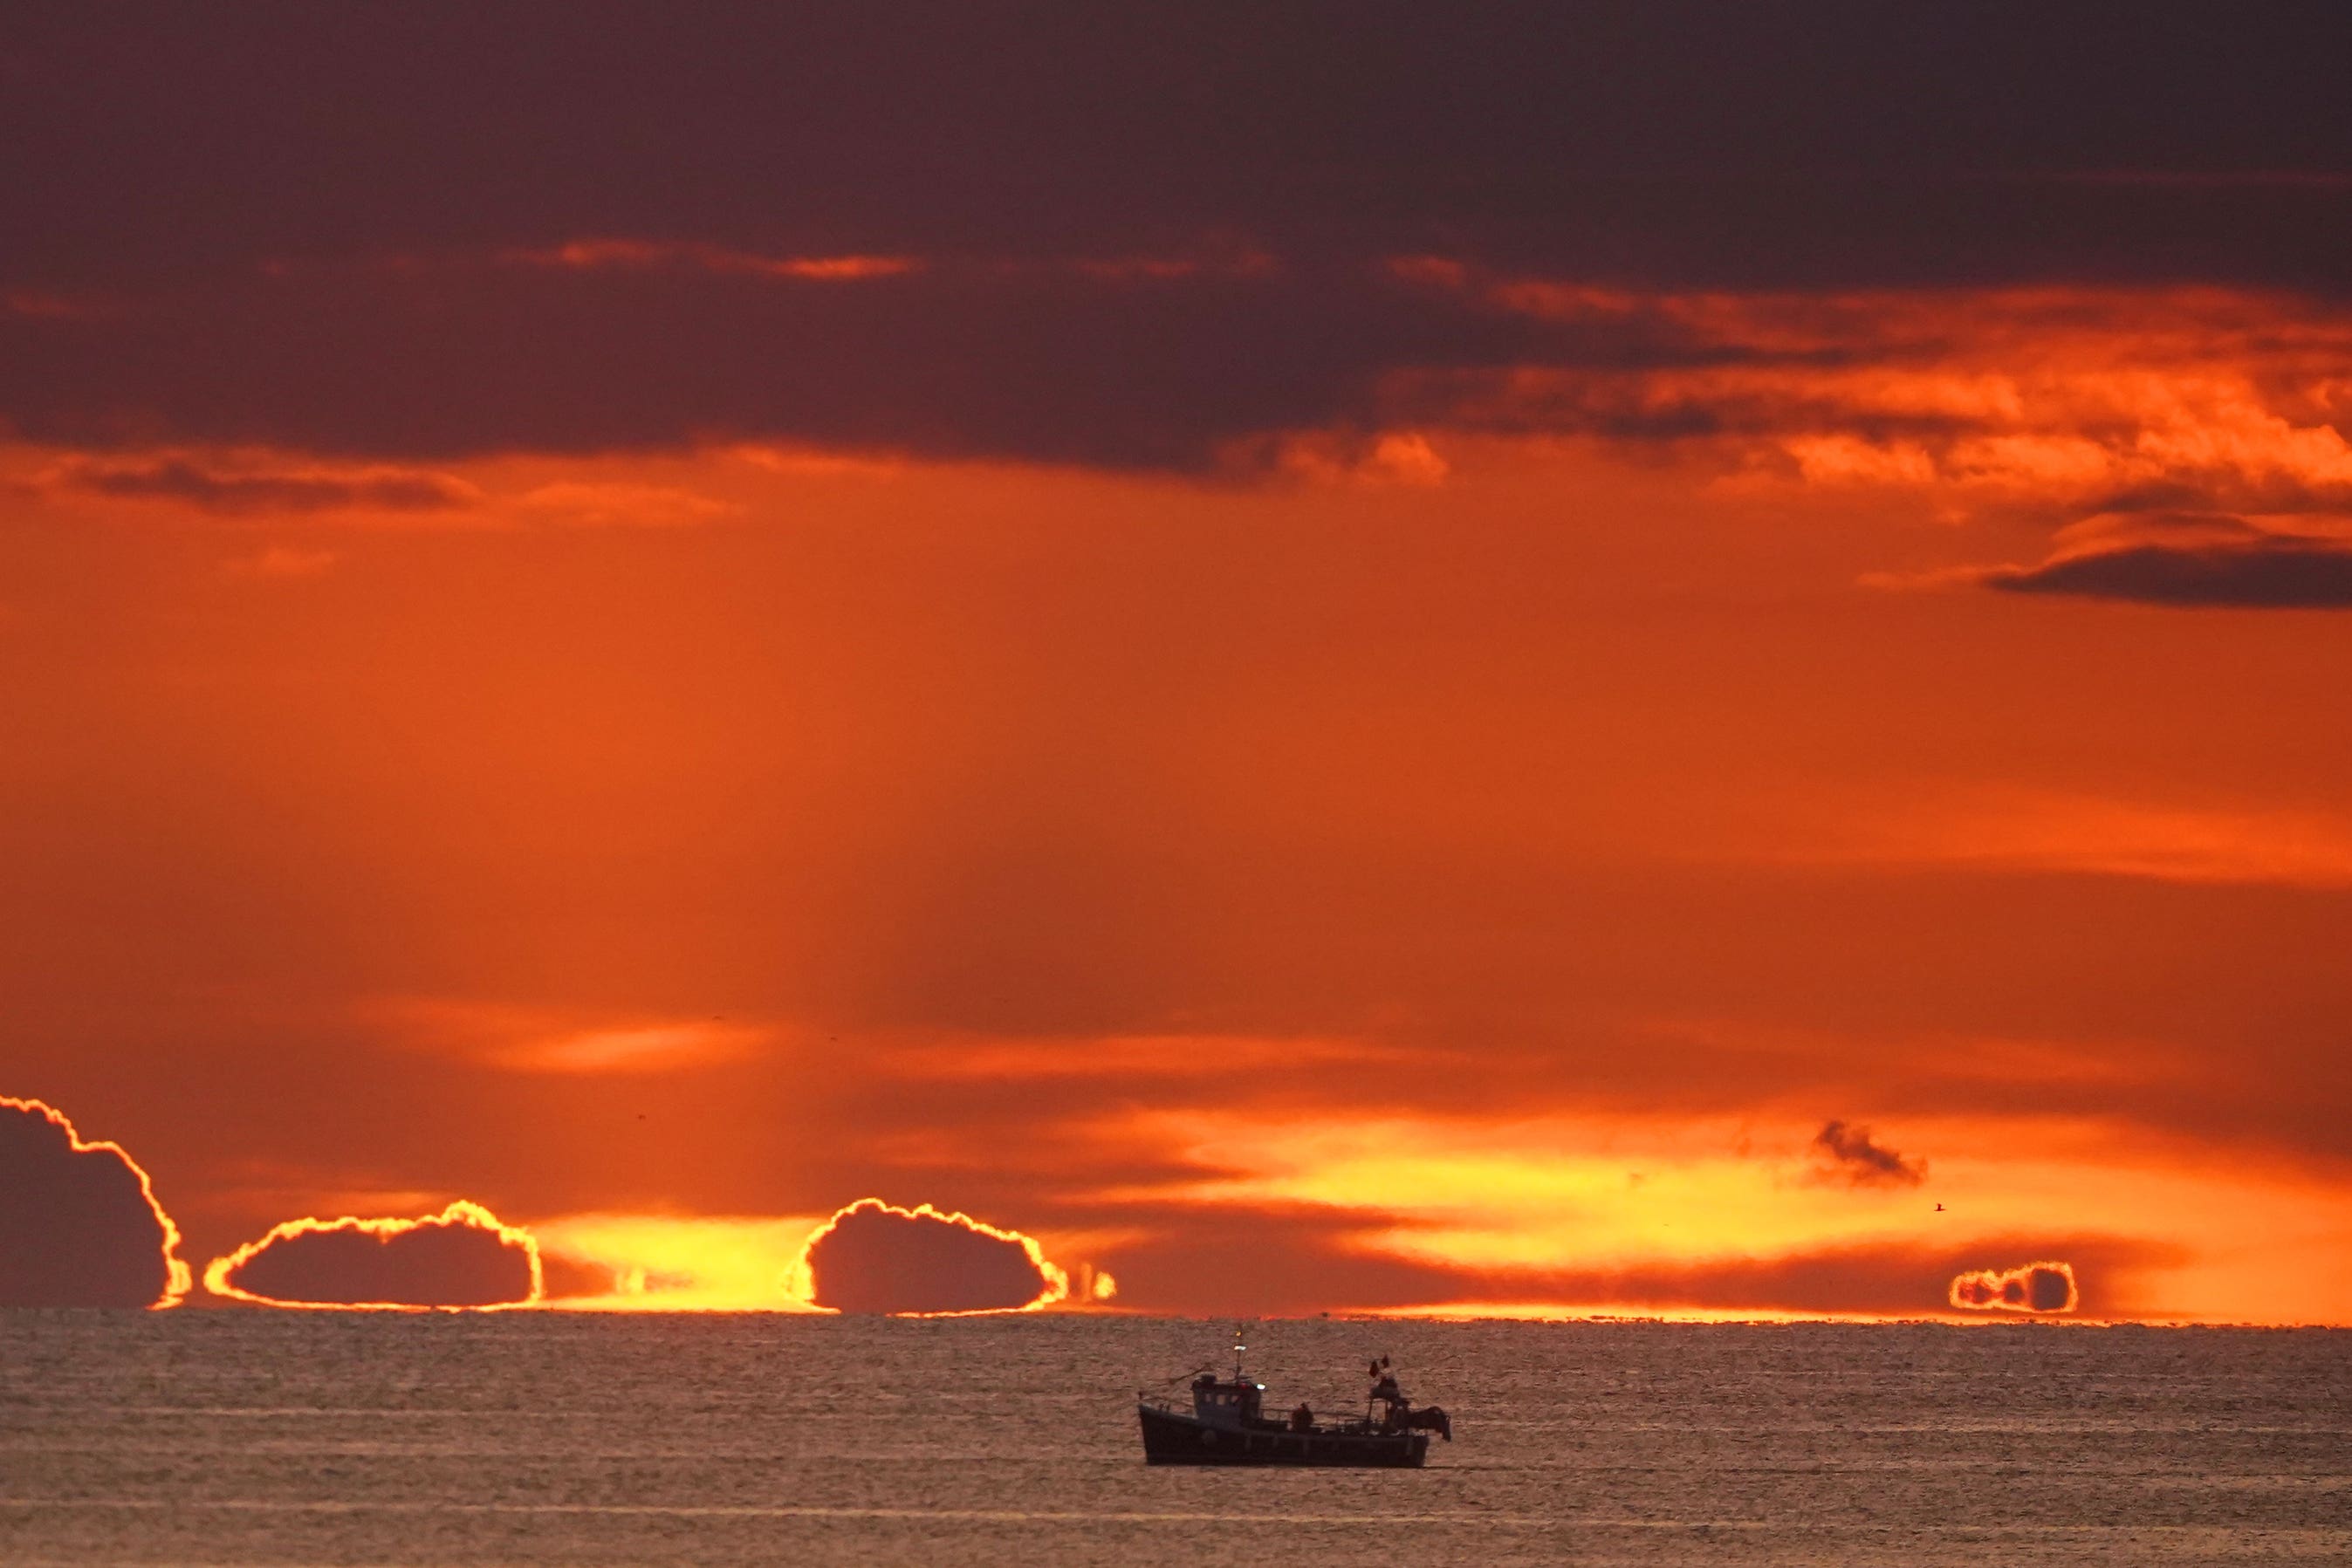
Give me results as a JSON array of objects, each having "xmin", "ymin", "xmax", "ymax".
[
  {"xmin": 8, "ymin": 6, "xmax": 2352, "ymax": 291},
  {"xmin": 1984, "ymin": 541, "xmax": 2352, "ymax": 610},
  {"xmin": 6, "ymin": 7, "xmax": 2352, "ymax": 478}
]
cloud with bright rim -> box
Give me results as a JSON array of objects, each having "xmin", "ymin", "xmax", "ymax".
[
  {"xmin": 204, "ymin": 1201, "xmax": 542, "ymax": 1310},
  {"xmin": 792, "ymin": 1200, "xmax": 1072, "ymax": 1316},
  {"xmin": 0, "ymin": 1098, "xmax": 189, "ymax": 1308},
  {"xmin": 1951, "ymin": 1260, "xmax": 2080, "ymax": 1314}
]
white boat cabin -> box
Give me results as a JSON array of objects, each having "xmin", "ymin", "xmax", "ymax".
[{"xmin": 1190, "ymin": 1374, "xmax": 1265, "ymax": 1428}]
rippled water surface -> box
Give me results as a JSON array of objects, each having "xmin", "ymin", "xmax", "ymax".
[{"xmin": 2, "ymin": 1313, "xmax": 2345, "ymax": 1565}]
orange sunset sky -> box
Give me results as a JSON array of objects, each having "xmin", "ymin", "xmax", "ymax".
[{"xmin": 3, "ymin": 7, "xmax": 2349, "ymax": 1325}]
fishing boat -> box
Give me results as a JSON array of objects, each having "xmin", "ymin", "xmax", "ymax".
[{"xmin": 1136, "ymin": 1333, "xmax": 1451, "ymax": 1467}]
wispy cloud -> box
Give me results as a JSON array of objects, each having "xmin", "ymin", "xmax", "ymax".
[
  {"xmin": 1979, "ymin": 537, "xmax": 2352, "ymax": 608},
  {"xmin": 43, "ymin": 450, "xmax": 482, "ymax": 515},
  {"xmin": 514, "ymin": 480, "xmax": 741, "ymax": 527},
  {"xmin": 502, "ymin": 239, "xmax": 923, "ymax": 282},
  {"xmin": 370, "ymin": 998, "xmax": 771, "ymax": 1075},
  {"xmin": 1823, "ymin": 788, "xmax": 2352, "ymax": 889}
]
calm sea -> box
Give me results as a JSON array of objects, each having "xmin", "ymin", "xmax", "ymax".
[{"xmin": 2, "ymin": 1312, "xmax": 2344, "ymax": 1566}]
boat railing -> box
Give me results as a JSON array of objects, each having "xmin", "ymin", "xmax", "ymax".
[
  {"xmin": 1140, "ymin": 1391, "xmax": 1394, "ymax": 1434},
  {"xmin": 1135, "ymin": 1392, "xmax": 1206, "ymax": 1414}
]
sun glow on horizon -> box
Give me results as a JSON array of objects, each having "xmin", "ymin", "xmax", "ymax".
[
  {"xmin": 1093, "ymin": 1107, "xmax": 2352, "ymax": 1325},
  {"xmin": 529, "ymin": 1201, "xmax": 1110, "ymax": 1315},
  {"xmin": 531, "ymin": 1212, "xmax": 830, "ymax": 1311}
]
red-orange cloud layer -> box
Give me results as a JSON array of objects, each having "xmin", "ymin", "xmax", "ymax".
[
  {"xmin": 0, "ymin": 1097, "xmax": 189, "ymax": 1309},
  {"xmin": 500, "ymin": 240, "xmax": 922, "ymax": 282},
  {"xmin": 204, "ymin": 1201, "xmax": 542, "ymax": 1311},
  {"xmin": 370, "ymin": 997, "xmax": 771, "ymax": 1075},
  {"xmin": 1951, "ymin": 1260, "xmax": 2080, "ymax": 1314},
  {"xmin": 5, "ymin": 10, "xmax": 2352, "ymax": 1328},
  {"xmin": 791, "ymin": 1199, "xmax": 1072, "ymax": 1316}
]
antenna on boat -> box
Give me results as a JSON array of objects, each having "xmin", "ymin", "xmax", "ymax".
[{"xmin": 1231, "ymin": 1323, "xmax": 1246, "ymax": 1382}]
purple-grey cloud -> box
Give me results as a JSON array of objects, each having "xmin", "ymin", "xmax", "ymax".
[
  {"xmin": 799, "ymin": 1199, "xmax": 1064, "ymax": 1315},
  {"xmin": 3, "ymin": 6, "xmax": 2352, "ymax": 476},
  {"xmin": 1983, "ymin": 539, "xmax": 2352, "ymax": 609},
  {"xmin": 1812, "ymin": 1120, "xmax": 1928, "ymax": 1188},
  {"xmin": 0, "ymin": 1098, "xmax": 188, "ymax": 1308}
]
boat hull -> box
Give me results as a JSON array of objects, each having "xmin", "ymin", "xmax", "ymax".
[{"xmin": 1137, "ymin": 1403, "xmax": 1429, "ymax": 1467}]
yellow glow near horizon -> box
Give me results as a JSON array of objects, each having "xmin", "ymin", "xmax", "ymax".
[
  {"xmin": 528, "ymin": 1207, "xmax": 1121, "ymax": 1315},
  {"xmin": 530, "ymin": 1213, "xmax": 829, "ymax": 1311},
  {"xmin": 1107, "ymin": 1109, "xmax": 2352, "ymax": 1325}
]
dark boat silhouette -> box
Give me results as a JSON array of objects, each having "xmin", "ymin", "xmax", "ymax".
[{"xmin": 1136, "ymin": 1336, "xmax": 1451, "ymax": 1467}]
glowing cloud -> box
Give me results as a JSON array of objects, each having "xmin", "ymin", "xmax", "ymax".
[
  {"xmin": 204, "ymin": 1201, "xmax": 542, "ymax": 1310},
  {"xmin": 791, "ymin": 1199, "xmax": 1071, "ymax": 1316},
  {"xmin": 1814, "ymin": 787, "xmax": 2352, "ymax": 891},
  {"xmin": 504, "ymin": 240, "xmax": 922, "ymax": 282},
  {"xmin": 0, "ymin": 1097, "xmax": 189, "ymax": 1308},
  {"xmin": 513, "ymin": 481, "xmax": 740, "ymax": 528},
  {"xmin": 1951, "ymin": 1260, "xmax": 2080, "ymax": 1314},
  {"xmin": 372, "ymin": 998, "xmax": 769, "ymax": 1075}
]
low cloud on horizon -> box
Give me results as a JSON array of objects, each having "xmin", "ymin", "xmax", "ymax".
[
  {"xmin": 1951, "ymin": 1260, "xmax": 2081, "ymax": 1314},
  {"xmin": 796, "ymin": 1200, "xmax": 1072, "ymax": 1317},
  {"xmin": 0, "ymin": 1098, "xmax": 188, "ymax": 1309},
  {"xmin": 204, "ymin": 1202, "xmax": 542, "ymax": 1310}
]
